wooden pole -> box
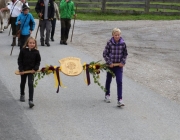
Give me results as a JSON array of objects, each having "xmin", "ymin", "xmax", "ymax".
[
  {"xmin": 10, "ymin": 44, "xmax": 14, "ymax": 56},
  {"xmin": 70, "ymin": 4, "xmax": 77, "ymax": 42},
  {"xmin": 35, "ymin": 19, "xmax": 40, "ymax": 39},
  {"xmin": 145, "ymin": 0, "xmax": 150, "ymax": 14},
  {"xmin": 35, "ymin": 11, "xmax": 42, "ymax": 39},
  {"xmin": 10, "ymin": 26, "xmax": 20, "ymax": 56},
  {"xmin": 8, "ymin": 25, "xmax": 11, "ymax": 36}
]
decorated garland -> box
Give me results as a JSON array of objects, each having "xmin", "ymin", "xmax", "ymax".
[
  {"xmin": 82, "ymin": 61, "xmax": 115, "ymax": 92},
  {"xmin": 33, "ymin": 65, "xmax": 62, "ymax": 93},
  {"xmin": 15, "ymin": 57, "xmax": 115, "ymax": 93}
]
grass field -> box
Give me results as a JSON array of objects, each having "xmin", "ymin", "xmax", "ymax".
[{"xmin": 29, "ymin": 1, "xmax": 180, "ymax": 20}]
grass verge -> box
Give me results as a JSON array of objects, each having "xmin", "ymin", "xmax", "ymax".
[
  {"xmin": 69, "ymin": 13, "xmax": 180, "ymax": 20},
  {"xmin": 31, "ymin": 12, "xmax": 180, "ymax": 20}
]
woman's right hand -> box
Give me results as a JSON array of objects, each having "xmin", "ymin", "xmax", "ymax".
[
  {"xmin": 39, "ymin": 13, "xmax": 43, "ymax": 17},
  {"xmin": 18, "ymin": 21, "xmax": 21, "ymax": 24}
]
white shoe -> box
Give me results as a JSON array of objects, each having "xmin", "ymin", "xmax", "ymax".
[
  {"xmin": 104, "ymin": 95, "xmax": 111, "ymax": 103},
  {"xmin": 117, "ymin": 99, "xmax": 125, "ymax": 107}
]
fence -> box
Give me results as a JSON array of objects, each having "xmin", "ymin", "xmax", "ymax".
[{"xmin": 29, "ymin": 0, "xmax": 180, "ymax": 15}]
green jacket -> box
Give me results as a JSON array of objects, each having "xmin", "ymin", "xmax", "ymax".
[{"xmin": 59, "ymin": 0, "xmax": 75, "ymax": 19}]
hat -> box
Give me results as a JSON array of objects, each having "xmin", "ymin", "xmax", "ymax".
[{"xmin": 22, "ymin": 4, "xmax": 30, "ymax": 11}]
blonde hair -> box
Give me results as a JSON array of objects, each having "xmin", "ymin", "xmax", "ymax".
[
  {"xmin": 112, "ymin": 28, "xmax": 121, "ymax": 36},
  {"xmin": 23, "ymin": 36, "xmax": 38, "ymax": 49}
]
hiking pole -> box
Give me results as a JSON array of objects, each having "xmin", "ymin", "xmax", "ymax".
[
  {"xmin": 10, "ymin": 35, "xmax": 17, "ymax": 56},
  {"xmin": 35, "ymin": 19, "xmax": 40, "ymax": 39},
  {"xmin": 8, "ymin": 25, "xmax": 11, "ymax": 36},
  {"xmin": 10, "ymin": 43, "xmax": 14, "ymax": 56},
  {"xmin": 10, "ymin": 25, "xmax": 20, "ymax": 56},
  {"xmin": 35, "ymin": 11, "xmax": 42, "ymax": 39},
  {"xmin": 70, "ymin": 4, "xmax": 77, "ymax": 42}
]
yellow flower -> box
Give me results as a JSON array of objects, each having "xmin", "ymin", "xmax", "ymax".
[{"xmin": 89, "ymin": 65, "xmax": 92, "ymax": 68}]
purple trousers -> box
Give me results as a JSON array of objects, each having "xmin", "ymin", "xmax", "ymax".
[{"xmin": 105, "ymin": 66, "xmax": 123, "ymax": 101}]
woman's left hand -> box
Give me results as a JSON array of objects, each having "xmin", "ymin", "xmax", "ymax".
[{"xmin": 31, "ymin": 70, "xmax": 35, "ymax": 74}]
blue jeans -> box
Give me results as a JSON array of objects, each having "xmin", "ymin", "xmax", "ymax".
[{"xmin": 105, "ymin": 67, "xmax": 123, "ymax": 101}]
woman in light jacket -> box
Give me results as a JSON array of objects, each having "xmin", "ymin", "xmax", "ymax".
[{"xmin": 51, "ymin": 0, "xmax": 60, "ymax": 41}]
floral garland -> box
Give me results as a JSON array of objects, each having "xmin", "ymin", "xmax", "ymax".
[
  {"xmin": 33, "ymin": 61, "xmax": 115, "ymax": 93},
  {"xmin": 33, "ymin": 65, "xmax": 61, "ymax": 93},
  {"xmin": 83, "ymin": 61, "xmax": 115, "ymax": 92}
]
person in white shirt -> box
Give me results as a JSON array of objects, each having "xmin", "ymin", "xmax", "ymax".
[{"xmin": 0, "ymin": 0, "xmax": 28, "ymax": 46}]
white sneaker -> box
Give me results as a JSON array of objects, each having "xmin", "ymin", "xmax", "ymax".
[
  {"xmin": 117, "ymin": 99, "xmax": 125, "ymax": 107},
  {"xmin": 104, "ymin": 95, "xmax": 111, "ymax": 103}
]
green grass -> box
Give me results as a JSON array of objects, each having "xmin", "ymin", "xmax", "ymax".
[
  {"xmin": 74, "ymin": 13, "xmax": 180, "ymax": 20},
  {"xmin": 29, "ymin": 1, "xmax": 180, "ymax": 20},
  {"xmin": 30, "ymin": 11, "xmax": 180, "ymax": 20}
]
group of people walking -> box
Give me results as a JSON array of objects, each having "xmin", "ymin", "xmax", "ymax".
[
  {"xmin": 0, "ymin": 0, "xmax": 128, "ymax": 109},
  {"xmin": 0, "ymin": 0, "xmax": 76, "ymax": 108},
  {"xmin": 0, "ymin": 0, "xmax": 76, "ymax": 47}
]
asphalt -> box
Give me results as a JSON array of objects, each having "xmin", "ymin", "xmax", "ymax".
[
  {"xmin": 0, "ymin": 20, "xmax": 180, "ymax": 140},
  {"xmin": 0, "ymin": 79, "xmax": 41, "ymax": 140}
]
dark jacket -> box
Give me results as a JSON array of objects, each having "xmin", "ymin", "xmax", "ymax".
[
  {"xmin": 35, "ymin": 0, "xmax": 54, "ymax": 20},
  {"xmin": 18, "ymin": 48, "xmax": 41, "ymax": 72}
]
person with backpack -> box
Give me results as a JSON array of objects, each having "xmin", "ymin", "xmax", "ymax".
[{"xmin": 16, "ymin": 4, "xmax": 35, "ymax": 49}]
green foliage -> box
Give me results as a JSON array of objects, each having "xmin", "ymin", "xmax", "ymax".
[
  {"xmin": 33, "ymin": 65, "xmax": 56, "ymax": 87},
  {"xmin": 33, "ymin": 72, "xmax": 46, "ymax": 87},
  {"xmin": 83, "ymin": 61, "xmax": 115, "ymax": 92}
]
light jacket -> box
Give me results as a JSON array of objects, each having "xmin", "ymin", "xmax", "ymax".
[
  {"xmin": 59, "ymin": 0, "xmax": 75, "ymax": 19},
  {"xmin": 54, "ymin": 2, "xmax": 60, "ymax": 19},
  {"xmin": 16, "ymin": 13, "xmax": 35, "ymax": 35}
]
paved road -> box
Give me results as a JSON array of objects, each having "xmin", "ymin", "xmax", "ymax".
[
  {"xmin": 0, "ymin": 20, "xmax": 180, "ymax": 140},
  {"xmin": 0, "ymin": 79, "xmax": 41, "ymax": 140}
]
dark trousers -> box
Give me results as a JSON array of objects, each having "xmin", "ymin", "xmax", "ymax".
[
  {"xmin": 10, "ymin": 17, "xmax": 18, "ymax": 36},
  {"xmin": 60, "ymin": 18, "xmax": 71, "ymax": 42},
  {"xmin": 20, "ymin": 73, "xmax": 34, "ymax": 101},
  {"xmin": 20, "ymin": 34, "xmax": 30, "ymax": 49},
  {"xmin": 105, "ymin": 67, "xmax": 123, "ymax": 101},
  {"xmin": 51, "ymin": 18, "xmax": 56, "ymax": 39},
  {"xmin": 40, "ymin": 19, "xmax": 52, "ymax": 43}
]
